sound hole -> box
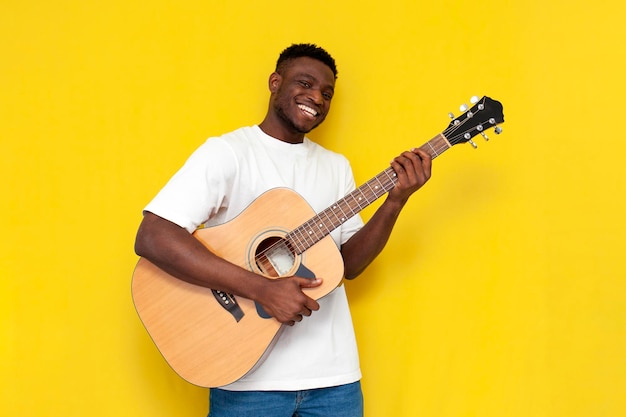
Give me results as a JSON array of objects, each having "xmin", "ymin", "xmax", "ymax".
[{"xmin": 255, "ymin": 237, "xmax": 295, "ymax": 277}]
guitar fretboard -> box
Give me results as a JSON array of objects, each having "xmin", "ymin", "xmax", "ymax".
[{"xmin": 286, "ymin": 133, "xmax": 451, "ymax": 254}]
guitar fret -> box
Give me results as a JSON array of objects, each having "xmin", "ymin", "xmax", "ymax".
[
  {"xmin": 426, "ymin": 141, "xmax": 438, "ymax": 157},
  {"xmin": 422, "ymin": 134, "xmax": 451, "ymax": 159},
  {"xmin": 380, "ymin": 168, "xmax": 397, "ymax": 190},
  {"xmin": 289, "ymin": 224, "xmax": 309, "ymax": 252},
  {"xmin": 335, "ymin": 202, "xmax": 353, "ymax": 221},
  {"xmin": 330, "ymin": 203, "xmax": 348, "ymax": 223},
  {"xmin": 352, "ymin": 189, "xmax": 367, "ymax": 210},
  {"xmin": 364, "ymin": 178, "xmax": 381, "ymax": 199},
  {"xmin": 318, "ymin": 211, "xmax": 334, "ymax": 235},
  {"xmin": 323, "ymin": 204, "xmax": 344, "ymax": 229}
]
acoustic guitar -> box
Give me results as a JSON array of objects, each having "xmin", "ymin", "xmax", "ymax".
[{"xmin": 131, "ymin": 96, "xmax": 505, "ymax": 387}]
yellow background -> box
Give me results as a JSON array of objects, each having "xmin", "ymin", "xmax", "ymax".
[{"xmin": 2, "ymin": 1, "xmax": 625, "ymax": 416}]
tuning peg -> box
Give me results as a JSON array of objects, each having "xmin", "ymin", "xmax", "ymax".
[
  {"xmin": 475, "ymin": 124, "xmax": 489, "ymax": 141},
  {"xmin": 494, "ymin": 126, "xmax": 503, "ymax": 134},
  {"xmin": 460, "ymin": 103, "xmax": 469, "ymax": 112},
  {"xmin": 464, "ymin": 133, "xmax": 477, "ymax": 148},
  {"xmin": 448, "ymin": 112, "xmax": 455, "ymax": 119},
  {"xmin": 470, "ymin": 96, "xmax": 480, "ymax": 104}
]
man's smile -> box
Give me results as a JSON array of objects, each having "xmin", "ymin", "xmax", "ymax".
[{"xmin": 298, "ymin": 104, "xmax": 319, "ymax": 119}]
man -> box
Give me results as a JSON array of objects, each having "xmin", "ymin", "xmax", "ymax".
[{"xmin": 135, "ymin": 43, "xmax": 432, "ymax": 417}]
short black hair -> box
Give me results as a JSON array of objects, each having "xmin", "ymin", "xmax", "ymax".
[{"xmin": 276, "ymin": 43, "xmax": 338, "ymax": 79}]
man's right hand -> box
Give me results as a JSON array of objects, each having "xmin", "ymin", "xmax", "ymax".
[{"xmin": 255, "ymin": 276, "xmax": 323, "ymax": 326}]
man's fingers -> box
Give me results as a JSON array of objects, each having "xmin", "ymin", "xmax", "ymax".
[
  {"xmin": 263, "ymin": 276, "xmax": 323, "ymax": 324},
  {"xmin": 391, "ymin": 149, "xmax": 432, "ymax": 185}
]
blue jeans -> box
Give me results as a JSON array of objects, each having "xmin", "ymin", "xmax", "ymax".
[{"xmin": 207, "ymin": 381, "xmax": 364, "ymax": 417}]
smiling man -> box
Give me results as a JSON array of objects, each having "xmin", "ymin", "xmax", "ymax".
[
  {"xmin": 134, "ymin": 43, "xmax": 432, "ymax": 417},
  {"xmin": 262, "ymin": 54, "xmax": 335, "ymax": 141}
]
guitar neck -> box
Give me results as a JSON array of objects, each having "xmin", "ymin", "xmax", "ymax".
[{"xmin": 286, "ymin": 133, "xmax": 451, "ymax": 254}]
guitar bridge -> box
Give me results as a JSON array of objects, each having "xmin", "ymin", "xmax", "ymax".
[{"xmin": 211, "ymin": 289, "xmax": 244, "ymax": 322}]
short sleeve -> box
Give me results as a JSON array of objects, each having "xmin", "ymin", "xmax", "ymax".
[{"xmin": 143, "ymin": 138, "xmax": 237, "ymax": 233}]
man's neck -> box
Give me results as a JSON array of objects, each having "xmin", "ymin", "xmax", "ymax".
[{"xmin": 258, "ymin": 118, "xmax": 305, "ymax": 144}]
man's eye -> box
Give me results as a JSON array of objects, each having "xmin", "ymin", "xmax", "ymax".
[
  {"xmin": 323, "ymin": 93, "xmax": 333, "ymax": 100},
  {"xmin": 299, "ymin": 81, "xmax": 311, "ymax": 88}
]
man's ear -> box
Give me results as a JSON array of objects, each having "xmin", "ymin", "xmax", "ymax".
[{"xmin": 268, "ymin": 72, "xmax": 281, "ymax": 93}]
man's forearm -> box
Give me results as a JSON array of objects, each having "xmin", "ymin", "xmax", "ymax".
[{"xmin": 134, "ymin": 212, "xmax": 268, "ymax": 300}]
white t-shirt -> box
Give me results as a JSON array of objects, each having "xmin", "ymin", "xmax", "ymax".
[{"xmin": 144, "ymin": 125, "xmax": 365, "ymax": 391}]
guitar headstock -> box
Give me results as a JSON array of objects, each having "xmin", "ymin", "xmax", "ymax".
[{"xmin": 445, "ymin": 96, "xmax": 504, "ymax": 148}]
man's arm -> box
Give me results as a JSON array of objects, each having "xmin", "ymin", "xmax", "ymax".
[
  {"xmin": 134, "ymin": 212, "xmax": 321, "ymax": 325},
  {"xmin": 341, "ymin": 148, "xmax": 432, "ymax": 279}
]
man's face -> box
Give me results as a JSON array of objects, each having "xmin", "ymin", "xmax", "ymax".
[{"xmin": 270, "ymin": 57, "xmax": 336, "ymax": 135}]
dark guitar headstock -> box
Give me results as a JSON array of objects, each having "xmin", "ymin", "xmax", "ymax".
[{"xmin": 444, "ymin": 96, "xmax": 505, "ymax": 148}]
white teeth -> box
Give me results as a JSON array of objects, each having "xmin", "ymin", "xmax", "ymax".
[{"xmin": 298, "ymin": 104, "xmax": 318, "ymax": 117}]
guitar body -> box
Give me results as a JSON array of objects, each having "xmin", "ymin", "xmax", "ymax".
[{"xmin": 131, "ymin": 187, "xmax": 345, "ymax": 387}]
